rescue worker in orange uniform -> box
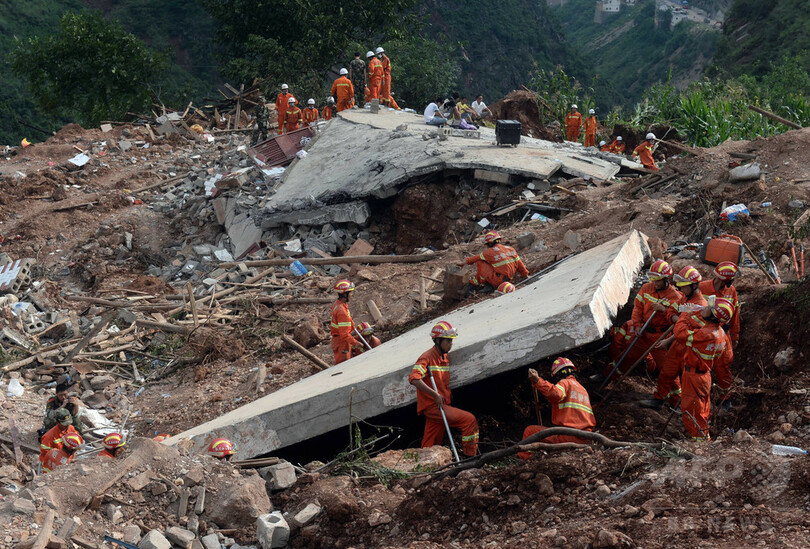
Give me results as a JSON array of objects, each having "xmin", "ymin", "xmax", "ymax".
[
  {"xmin": 368, "ymin": 51, "xmax": 384, "ymax": 101},
  {"xmin": 598, "ymin": 259, "xmax": 681, "ymax": 381},
  {"xmin": 41, "ymin": 432, "xmax": 82, "ymax": 473},
  {"xmin": 584, "ymin": 109, "xmax": 597, "ymax": 147},
  {"xmin": 322, "ymin": 97, "xmax": 335, "ymax": 121},
  {"xmin": 40, "ymin": 408, "xmax": 81, "ymax": 468},
  {"xmin": 331, "ymin": 68, "xmax": 355, "ymax": 112},
  {"xmin": 460, "ymin": 231, "xmax": 530, "ymax": 293},
  {"xmin": 565, "ymin": 104, "xmax": 582, "ymax": 142},
  {"xmin": 608, "ymin": 135, "xmax": 626, "ymax": 154},
  {"xmin": 283, "ymin": 97, "xmax": 303, "ymax": 133},
  {"xmin": 674, "ymin": 298, "xmax": 734, "ymax": 440},
  {"xmin": 599, "ymin": 140, "xmax": 609, "ymax": 152},
  {"xmin": 389, "ymin": 92, "xmax": 401, "ymax": 110},
  {"xmin": 700, "ymin": 261, "xmax": 741, "ymax": 410},
  {"xmin": 208, "ymin": 438, "xmax": 235, "ymax": 461},
  {"xmin": 377, "ymin": 47, "xmax": 392, "ymax": 107},
  {"xmin": 640, "ymin": 266, "xmax": 708, "ymax": 410},
  {"xmin": 409, "ymin": 321, "xmax": 479, "ymax": 457},
  {"xmin": 355, "ymin": 321, "xmax": 382, "ymax": 352},
  {"xmin": 99, "ymin": 432, "xmax": 126, "ymax": 459},
  {"xmin": 275, "ymin": 84, "xmax": 293, "ymax": 135},
  {"xmin": 518, "ymin": 357, "xmax": 596, "ymax": 459},
  {"xmin": 634, "ymin": 132, "xmax": 658, "ymax": 170},
  {"xmin": 330, "ymin": 279, "xmax": 362, "ymax": 365},
  {"xmin": 303, "ymin": 98, "xmax": 319, "ymax": 125}
]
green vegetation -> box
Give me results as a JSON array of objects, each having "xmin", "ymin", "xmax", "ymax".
[
  {"xmin": 11, "ymin": 12, "xmax": 167, "ymax": 128},
  {"xmin": 386, "ymin": 36, "xmax": 461, "ymax": 108}
]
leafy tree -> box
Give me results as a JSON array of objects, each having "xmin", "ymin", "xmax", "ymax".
[
  {"xmin": 11, "ymin": 11, "xmax": 167, "ymax": 127},
  {"xmin": 386, "ymin": 36, "xmax": 461, "ymax": 109}
]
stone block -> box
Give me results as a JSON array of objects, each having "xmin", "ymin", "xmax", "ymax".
[
  {"xmin": 200, "ymin": 534, "xmax": 220, "ymax": 549},
  {"xmin": 12, "ymin": 497, "xmax": 35, "ymax": 515},
  {"xmin": 164, "ymin": 527, "xmax": 195, "ymax": 549},
  {"xmin": 516, "ymin": 232, "xmax": 536, "ymax": 250},
  {"xmin": 563, "ymin": 230, "xmax": 582, "ymax": 251},
  {"xmin": 138, "ymin": 530, "xmax": 171, "ymax": 549},
  {"xmin": 90, "ymin": 375, "xmax": 116, "ymax": 390},
  {"xmin": 262, "ymin": 461, "xmax": 297, "ymax": 491},
  {"xmin": 227, "ymin": 216, "xmax": 263, "ymax": 260},
  {"xmin": 256, "ymin": 512, "xmax": 290, "ymax": 549},
  {"xmin": 128, "ymin": 471, "xmax": 153, "ymax": 491},
  {"xmin": 290, "ymin": 503, "xmax": 321, "ymax": 527},
  {"xmin": 182, "ymin": 467, "xmax": 205, "ymax": 487},
  {"xmin": 122, "ymin": 524, "xmax": 142, "ymax": 545}
]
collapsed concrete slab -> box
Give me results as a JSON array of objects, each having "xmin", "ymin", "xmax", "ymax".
[
  {"xmin": 168, "ymin": 230, "xmax": 650, "ymax": 457},
  {"xmin": 262, "ymin": 109, "xmax": 620, "ymax": 220}
]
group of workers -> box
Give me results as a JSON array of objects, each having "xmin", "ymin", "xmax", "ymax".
[
  {"xmin": 564, "ymin": 105, "xmax": 661, "ymax": 171},
  {"xmin": 423, "ymin": 94, "xmax": 494, "ymax": 129}
]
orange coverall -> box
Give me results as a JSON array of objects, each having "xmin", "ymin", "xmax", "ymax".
[
  {"xmin": 40, "ymin": 424, "xmax": 79, "ymax": 465},
  {"xmin": 518, "ymin": 375, "xmax": 596, "ymax": 459},
  {"xmin": 605, "ymin": 281, "xmax": 681, "ymax": 378},
  {"xmin": 409, "ymin": 346, "xmax": 479, "ymax": 456},
  {"xmin": 674, "ymin": 313, "xmax": 728, "ymax": 440},
  {"xmin": 583, "ymin": 115, "xmax": 597, "ymax": 147},
  {"xmin": 389, "ymin": 95, "xmax": 401, "ymax": 110},
  {"xmin": 276, "ymin": 92, "xmax": 293, "ymax": 134},
  {"xmin": 331, "ymin": 76, "xmax": 355, "ymax": 112},
  {"xmin": 99, "ymin": 448, "xmax": 116, "ymax": 459},
  {"xmin": 380, "ymin": 55, "xmax": 392, "ymax": 105},
  {"xmin": 565, "ymin": 111, "xmax": 582, "ymax": 142},
  {"xmin": 354, "ymin": 335, "xmax": 382, "ymax": 356},
  {"xmin": 41, "ymin": 448, "xmax": 75, "ymax": 473},
  {"xmin": 302, "ymin": 107, "xmax": 319, "ymax": 125},
  {"xmin": 608, "ymin": 139, "xmax": 626, "ymax": 154},
  {"xmin": 465, "ymin": 244, "xmax": 529, "ymax": 288},
  {"xmin": 653, "ymin": 292, "xmax": 708, "ymax": 405},
  {"xmin": 700, "ymin": 279, "xmax": 739, "ymax": 397},
  {"xmin": 330, "ymin": 299, "xmax": 359, "ymax": 365},
  {"xmin": 634, "ymin": 141, "xmax": 658, "ymax": 170},
  {"xmin": 322, "ymin": 105, "xmax": 334, "ymax": 120},
  {"xmin": 284, "ymin": 106, "xmax": 303, "ymax": 133},
  {"xmin": 368, "ymin": 57, "xmax": 384, "ymax": 100}
]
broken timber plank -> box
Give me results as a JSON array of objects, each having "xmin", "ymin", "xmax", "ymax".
[
  {"xmin": 748, "ymin": 105, "xmax": 802, "ymax": 129},
  {"xmin": 63, "ymin": 310, "xmax": 117, "ymax": 363},
  {"xmin": 280, "ymin": 334, "xmax": 329, "ymax": 371}
]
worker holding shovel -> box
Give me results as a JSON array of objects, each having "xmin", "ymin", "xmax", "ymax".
[{"xmin": 409, "ymin": 321, "xmax": 478, "ymax": 460}]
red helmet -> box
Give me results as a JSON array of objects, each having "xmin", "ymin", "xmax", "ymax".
[
  {"xmin": 550, "ymin": 357, "xmax": 575, "ymax": 376},
  {"xmin": 63, "ymin": 433, "xmax": 84, "ymax": 450},
  {"xmin": 333, "ymin": 279, "xmax": 355, "ymax": 293},
  {"xmin": 208, "ymin": 438, "xmax": 235, "ymax": 458},
  {"xmin": 495, "ymin": 282, "xmax": 515, "ymax": 296},
  {"xmin": 102, "ymin": 432, "xmax": 125, "ymax": 450},
  {"xmin": 431, "ymin": 321, "xmax": 458, "ymax": 339},
  {"xmin": 483, "ymin": 231, "xmax": 501, "ymax": 245},
  {"xmin": 674, "ymin": 265, "xmax": 702, "ymax": 287},
  {"xmin": 712, "ymin": 297, "xmax": 734, "ymax": 324},
  {"xmin": 713, "ymin": 261, "xmax": 739, "ymax": 281},
  {"xmin": 357, "ymin": 321, "xmax": 374, "ymax": 336},
  {"xmin": 153, "ymin": 434, "xmax": 171, "ymax": 443},
  {"xmin": 647, "ymin": 259, "xmax": 673, "ymax": 281}
]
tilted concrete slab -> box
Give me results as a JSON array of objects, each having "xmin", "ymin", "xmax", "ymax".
[
  {"xmin": 168, "ymin": 231, "xmax": 650, "ymax": 457},
  {"xmin": 263, "ymin": 109, "xmax": 620, "ymax": 215}
]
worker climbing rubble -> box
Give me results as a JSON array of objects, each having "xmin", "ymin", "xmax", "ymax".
[
  {"xmin": 41, "ymin": 431, "xmax": 83, "ymax": 473},
  {"xmin": 459, "ymin": 231, "xmax": 529, "ymax": 294},
  {"xmin": 99, "ymin": 432, "xmax": 126, "ymax": 459},
  {"xmin": 39, "ymin": 374, "xmax": 83, "ymax": 440},
  {"xmin": 608, "ymin": 135, "xmax": 625, "ymax": 154},
  {"xmin": 634, "ymin": 132, "xmax": 659, "ymax": 170},
  {"xmin": 355, "ymin": 322, "xmax": 381, "ymax": 351},
  {"xmin": 322, "ymin": 96, "xmax": 336, "ymax": 120},
  {"xmin": 40, "ymin": 408, "xmax": 81, "ymax": 471},
  {"xmin": 331, "ymin": 69, "xmax": 355, "ymax": 112},
  {"xmin": 284, "ymin": 97, "xmax": 303, "ymax": 133},
  {"xmin": 584, "ymin": 109, "xmax": 597, "ymax": 147},
  {"xmin": 518, "ymin": 357, "xmax": 596, "ymax": 459},
  {"xmin": 409, "ymin": 321, "xmax": 479, "ymax": 457},
  {"xmin": 565, "ymin": 104, "xmax": 582, "ymax": 142},
  {"xmin": 330, "ymin": 279, "xmax": 362, "ymax": 365},
  {"xmin": 275, "ymin": 84, "xmax": 294, "ymax": 135},
  {"xmin": 303, "ymin": 98, "xmax": 319, "ymax": 125}
]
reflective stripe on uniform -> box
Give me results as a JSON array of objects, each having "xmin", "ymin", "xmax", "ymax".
[
  {"xmin": 558, "ymin": 402, "xmax": 594, "ymax": 415},
  {"xmin": 554, "ymin": 384, "xmax": 566, "ymax": 400},
  {"xmin": 492, "ymin": 257, "xmax": 519, "ymax": 268},
  {"xmin": 462, "ymin": 432, "xmax": 479, "ymax": 442},
  {"xmin": 413, "ymin": 364, "xmax": 427, "ymax": 376}
]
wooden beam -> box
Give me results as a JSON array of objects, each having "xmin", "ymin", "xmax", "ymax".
[
  {"xmin": 280, "ymin": 334, "xmax": 329, "ymax": 371},
  {"xmin": 748, "ymin": 105, "xmax": 802, "ymax": 129},
  {"xmin": 64, "ymin": 310, "xmax": 117, "ymax": 363},
  {"xmin": 135, "ymin": 320, "xmax": 191, "ymax": 335},
  {"xmin": 31, "ymin": 510, "xmax": 57, "ymax": 549}
]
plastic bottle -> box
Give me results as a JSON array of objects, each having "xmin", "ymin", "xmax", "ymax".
[
  {"xmin": 289, "ymin": 260, "xmax": 309, "ymax": 276},
  {"xmin": 771, "ymin": 444, "xmax": 807, "ymax": 456}
]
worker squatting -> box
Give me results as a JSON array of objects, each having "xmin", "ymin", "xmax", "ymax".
[{"xmin": 250, "ymin": 47, "xmax": 398, "ymax": 145}]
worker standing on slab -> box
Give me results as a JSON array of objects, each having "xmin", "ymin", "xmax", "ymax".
[
  {"xmin": 303, "ymin": 98, "xmax": 319, "ymax": 126},
  {"xmin": 39, "ymin": 375, "xmax": 83, "ymax": 439},
  {"xmin": 99, "ymin": 432, "xmax": 126, "ymax": 459},
  {"xmin": 640, "ymin": 266, "xmax": 708, "ymax": 410},
  {"xmin": 251, "ymin": 96, "xmax": 271, "ymax": 145},
  {"xmin": 377, "ymin": 47, "xmax": 392, "ymax": 107},
  {"xmin": 634, "ymin": 133, "xmax": 659, "ymax": 170},
  {"xmin": 565, "ymin": 104, "xmax": 582, "ymax": 142},
  {"xmin": 284, "ymin": 97, "xmax": 303, "ymax": 133},
  {"xmin": 700, "ymin": 261, "xmax": 741, "ymax": 410},
  {"xmin": 584, "ymin": 109, "xmax": 597, "ymax": 147},
  {"xmin": 349, "ymin": 52, "xmax": 367, "ymax": 108},
  {"xmin": 40, "ymin": 408, "xmax": 81, "ymax": 467},
  {"xmin": 518, "ymin": 357, "xmax": 596, "ymax": 459},
  {"xmin": 598, "ymin": 259, "xmax": 681, "ymax": 381},
  {"xmin": 675, "ymin": 298, "xmax": 733, "ymax": 440},
  {"xmin": 460, "ymin": 231, "xmax": 529, "ymax": 293},
  {"xmin": 276, "ymin": 84, "xmax": 293, "ymax": 135},
  {"xmin": 409, "ymin": 321, "xmax": 479, "ymax": 457},
  {"xmin": 331, "ymin": 69, "xmax": 355, "ymax": 112},
  {"xmin": 42, "ymin": 432, "xmax": 83, "ymax": 473},
  {"xmin": 608, "ymin": 135, "xmax": 625, "ymax": 154},
  {"xmin": 368, "ymin": 51, "xmax": 383, "ymax": 101},
  {"xmin": 322, "ymin": 97, "xmax": 335, "ymax": 121},
  {"xmin": 330, "ymin": 280, "xmax": 362, "ymax": 365}
]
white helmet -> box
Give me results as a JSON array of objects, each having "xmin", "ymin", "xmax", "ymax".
[
  {"xmin": 376, "ymin": 47, "xmax": 385, "ymax": 54},
  {"xmin": 339, "ymin": 68, "xmax": 348, "ymax": 75},
  {"xmin": 589, "ymin": 109, "xmax": 595, "ymax": 115},
  {"xmin": 646, "ymin": 132, "xmax": 656, "ymax": 140},
  {"xmin": 327, "ymin": 96, "xmax": 335, "ymax": 103},
  {"xmin": 307, "ymin": 98, "xmax": 315, "ymax": 105},
  {"xmin": 571, "ymin": 104, "xmax": 578, "ymax": 109},
  {"xmin": 616, "ymin": 136, "xmax": 623, "ymax": 141},
  {"xmin": 281, "ymin": 83, "xmax": 289, "ymax": 90},
  {"xmin": 599, "ymin": 141, "xmax": 606, "ymax": 147},
  {"xmin": 366, "ymin": 51, "xmax": 374, "ymax": 58},
  {"xmin": 287, "ymin": 97, "xmax": 296, "ymax": 104}
]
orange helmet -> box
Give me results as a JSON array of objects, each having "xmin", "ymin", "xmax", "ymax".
[
  {"xmin": 333, "ymin": 279, "xmax": 355, "ymax": 293},
  {"xmin": 208, "ymin": 438, "xmax": 235, "ymax": 459},
  {"xmin": 357, "ymin": 321, "xmax": 374, "ymax": 336},
  {"xmin": 647, "ymin": 259, "xmax": 673, "ymax": 281},
  {"xmin": 550, "ymin": 357, "xmax": 575, "ymax": 376},
  {"xmin": 713, "ymin": 261, "xmax": 739, "ymax": 281},
  {"xmin": 712, "ymin": 297, "xmax": 734, "ymax": 324},
  {"xmin": 63, "ymin": 433, "xmax": 84, "ymax": 450},
  {"xmin": 153, "ymin": 434, "xmax": 171, "ymax": 443},
  {"xmin": 483, "ymin": 231, "xmax": 501, "ymax": 245},
  {"xmin": 495, "ymin": 282, "xmax": 515, "ymax": 296},
  {"xmin": 430, "ymin": 321, "xmax": 458, "ymax": 339},
  {"xmin": 674, "ymin": 265, "xmax": 702, "ymax": 287},
  {"xmin": 102, "ymin": 432, "xmax": 125, "ymax": 450}
]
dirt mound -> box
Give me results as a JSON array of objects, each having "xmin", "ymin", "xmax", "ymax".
[{"xmin": 489, "ymin": 90, "xmax": 561, "ymax": 142}]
